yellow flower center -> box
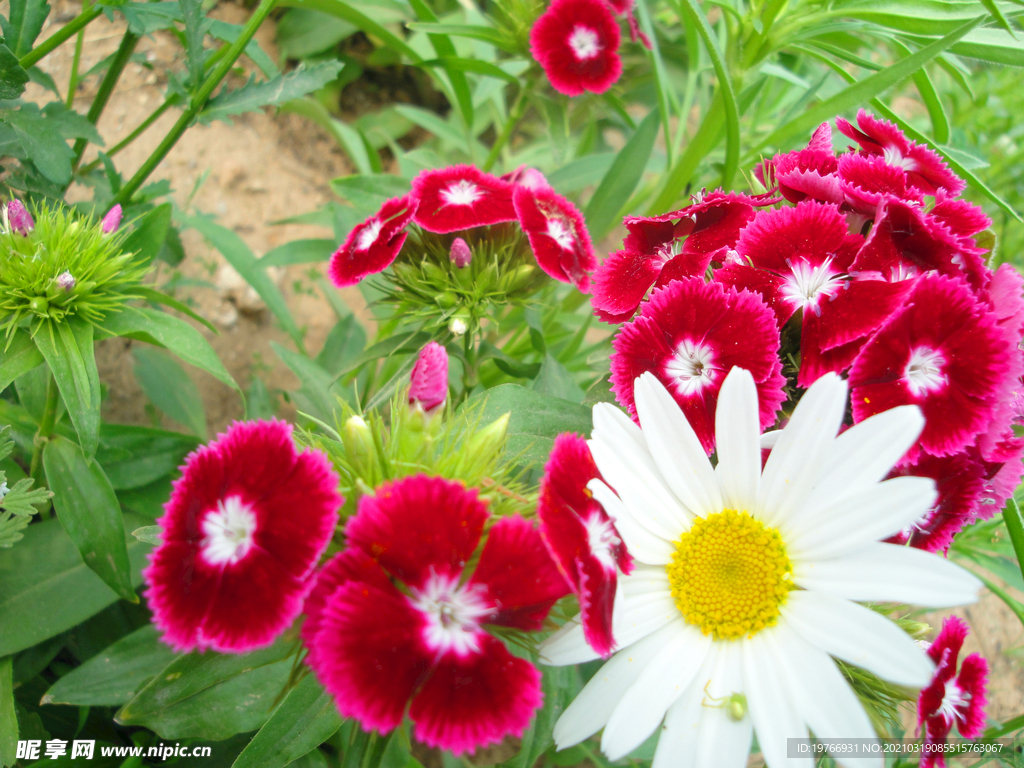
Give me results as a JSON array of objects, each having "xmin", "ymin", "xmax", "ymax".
[{"xmin": 666, "ymin": 509, "xmax": 793, "ymax": 641}]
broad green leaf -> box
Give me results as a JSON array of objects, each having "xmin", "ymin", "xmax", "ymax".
[
  {"xmin": 0, "ymin": 104, "xmax": 74, "ymax": 183},
  {"xmin": 43, "ymin": 435, "xmax": 136, "ymax": 602},
  {"xmin": 547, "ymin": 153, "xmax": 615, "ymax": 194},
  {"xmin": 0, "ymin": 329, "xmax": 43, "ymax": 393},
  {"xmin": 200, "ymin": 61, "xmax": 345, "ymax": 124},
  {"xmin": 0, "ymin": 656, "xmax": 14, "ymax": 768},
  {"xmin": 33, "ymin": 317, "xmax": 100, "ymax": 460},
  {"xmin": 834, "ymin": 0, "xmax": 1016, "ymax": 36},
  {"xmin": 531, "ymin": 355, "xmax": 584, "ymax": 404},
  {"xmin": 0, "ymin": 44, "xmax": 29, "ymax": 100},
  {"xmin": 278, "ymin": 0, "xmax": 422, "ymax": 63},
  {"xmin": 41, "ymin": 625, "xmax": 178, "ymax": 707},
  {"xmin": 0, "ymin": 514, "xmax": 152, "ymax": 657},
  {"xmin": 122, "ymin": 203, "xmax": 172, "ymax": 266},
  {"xmin": 231, "ymin": 673, "xmax": 343, "ymax": 768},
  {"xmin": 131, "ymin": 526, "xmax": 163, "ymax": 545},
  {"xmin": 2, "ymin": 0, "xmax": 51, "ymax": 57},
  {"xmin": 132, "ymin": 347, "xmax": 207, "ymax": 439},
  {"xmin": 99, "ymin": 305, "xmax": 238, "ymax": 393},
  {"xmin": 260, "ymin": 239, "xmax": 335, "ymax": 267},
  {"xmin": 584, "ymin": 110, "xmax": 660, "ymax": 239},
  {"xmin": 461, "ymin": 384, "xmax": 592, "ymax": 468},
  {"xmin": 116, "ymin": 639, "xmax": 295, "ymax": 740},
  {"xmin": 182, "ymin": 213, "xmax": 305, "ymax": 350},
  {"xmin": 316, "ymin": 314, "xmax": 367, "ymax": 376},
  {"xmin": 40, "ymin": 101, "xmax": 103, "ymax": 144},
  {"xmin": 281, "ymin": 97, "xmax": 376, "ymax": 176},
  {"xmin": 117, "ymin": 476, "xmax": 173, "ymax": 520},
  {"xmin": 14, "ymin": 362, "xmax": 48, "ymax": 422},
  {"xmin": 275, "ymin": 8, "xmax": 357, "ymax": 59},
  {"xmin": 96, "ymin": 424, "xmax": 200, "ymax": 490}
]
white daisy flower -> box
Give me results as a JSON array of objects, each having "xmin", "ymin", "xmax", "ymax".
[{"xmin": 541, "ymin": 368, "xmax": 982, "ymax": 768}]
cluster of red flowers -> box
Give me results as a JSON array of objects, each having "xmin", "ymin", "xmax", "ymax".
[
  {"xmin": 591, "ymin": 110, "xmax": 1024, "ymax": 553},
  {"xmin": 329, "ymin": 164, "xmax": 597, "ymax": 292},
  {"xmin": 529, "ymin": 0, "xmax": 649, "ymax": 96}
]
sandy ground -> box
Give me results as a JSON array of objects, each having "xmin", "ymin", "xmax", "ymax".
[{"xmin": 19, "ymin": 0, "xmax": 1024, "ymax": 749}]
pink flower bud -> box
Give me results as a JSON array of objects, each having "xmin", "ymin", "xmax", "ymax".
[
  {"xmin": 450, "ymin": 237, "xmax": 472, "ymax": 268},
  {"xmin": 408, "ymin": 341, "xmax": 448, "ymax": 412},
  {"xmin": 101, "ymin": 204, "xmax": 122, "ymax": 234},
  {"xmin": 7, "ymin": 200, "xmax": 34, "ymax": 236},
  {"xmin": 56, "ymin": 271, "xmax": 75, "ymax": 292}
]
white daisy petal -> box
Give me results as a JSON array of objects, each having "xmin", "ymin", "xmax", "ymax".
[
  {"xmin": 651, "ymin": 653, "xmax": 713, "ymax": 768},
  {"xmin": 554, "ymin": 619, "xmax": 684, "ymax": 749},
  {"xmin": 693, "ymin": 641, "xmax": 754, "ymax": 768},
  {"xmin": 787, "ymin": 476, "xmax": 937, "ymax": 560},
  {"xmin": 632, "ymin": 373, "xmax": 723, "ymax": 517},
  {"xmin": 796, "ymin": 405, "xmax": 925, "ymax": 525},
  {"xmin": 760, "ymin": 429, "xmax": 781, "ymax": 449},
  {"xmin": 767, "ymin": 622, "xmax": 879, "ymax": 768},
  {"xmin": 589, "ymin": 480, "xmax": 675, "ymax": 564},
  {"xmin": 539, "ymin": 618, "xmax": 592, "ymax": 666},
  {"xmin": 794, "ymin": 543, "xmax": 983, "ymax": 607},
  {"xmin": 782, "ymin": 591, "xmax": 933, "ymax": 687},
  {"xmin": 602, "ymin": 623, "xmax": 713, "ymax": 760},
  {"xmin": 714, "ymin": 368, "xmax": 761, "ymax": 511},
  {"xmin": 758, "ymin": 373, "xmax": 847, "ymax": 527},
  {"xmin": 741, "ymin": 633, "xmax": 813, "ymax": 768}
]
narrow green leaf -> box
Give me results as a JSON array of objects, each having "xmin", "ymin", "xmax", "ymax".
[
  {"xmin": 407, "ymin": 0, "xmax": 472, "ymax": 128},
  {"xmin": 33, "ymin": 317, "xmax": 100, "ymax": 460},
  {"xmin": 281, "ymin": 98, "xmax": 375, "ymax": 175},
  {"xmin": 637, "ymin": 0, "xmax": 674, "ymax": 167},
  {"xmin": 584, "ymin": 109, "xmax": 660, "ymax": 239},
  {"xmin": 0, "ymin": 330, "xmax": 43, "ymax": 393},
  {"xmin": 972, "ymin": 569, "xmax": 1024, "ymax": 628},
  {"xmin": 134, "ymin": 285, "xmax": 218, "ymax": 334},
  {"xmin": 333, "ymin": 330, "xmax": 434, "ymax": 381},
  {"xmin": 316, "ymin": 314, "xmax": 367, "ymax": 375},
  {"xmin": 278, "ymin": 0, "xmax": 422, "ymax": 63},
  {"xmin": 42, "ymin": 625, "xmax": 177, "ymax": 706},
  {"xmin": 131, "ymin": 525, "xmax": 163, "ymax": 545},
  {"xmin": 132, "ymin": 347, "xmax": 207, "ymax": 438},
  {"xmin": 404, "ymin": 22, "xmax": 516, "ymax": 52},
  {"xmin": 99, "ymin": 305, "xmax": 239, "ymax": 393},
  {"xmin": 418, "ymin": 56, "xmax": 518, "ymax": 84},
  {"xmin": 1002, "ymin": 497, "xmax": 1024, "ymax": 584},
  {"xmin": 0, "ymin": 656, "xmax": 15, "ymax": 768},
  {"xmin": 4, "ymin": 0, "xmax": 51, "ymax": 57},
  {"xmin": 330, "ymin": 173, "xmax": 411, "ymax": 204},
  {"xmin": 677, "ymin": 0, "xmax": 740, "ymax": 188},
  {"xmin": 207, "ymin": 18, "xmax": 281, "ymax": 77},
  {"xmin": 231, "ymin": 673, "xmax": 343, "ymax": 768},
  {"xmin": 393, "ymin": 103, "xmax": 467, "ymax": 147},
  {"xmin": 979, "ymin": 0, "xmax": 1018, "ymax": 38},
  {"xmin": 260, "ymin": 238, "xmax": 335, "ymax": 267},
  {"xmin": 0, "ymin": 44, "xmax": 29, "ymax": 100},
  {"xmin": 43, "ymin": 435, "xmax": 136, "ymax": 602},
  {"xmin": 891, "ymin": 39, "xmax": 950, "ymax": 143},
  {"xmin": 833, "ymin": 0, "xmax": 1010, "ymax": 36},
  {"xmin": 121, "ymin": 203, "xmax": 171, "ymax": 267},
  {"xmin": 200, "ymin": 61, "xmax": 345, "ymax": 124},
  {"xmin": 272, "ymin": 341, "xmax": 343, "ymax": 422}
]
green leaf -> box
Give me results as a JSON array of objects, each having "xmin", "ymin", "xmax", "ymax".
[
  {"xmin": 316, "ymin": 314, "xmax": 367, "ymax": 375},
  {"xmin": 1002, "ymin": 497, "xmax": 1024, "ymax": 585},
  {"xmin": 3, "ymin": 0, "xmax": 51, "ymax": 57},
  {"xmin": 33, "ymin": 317, "xmax": 100, "ymax": 460},
  {"xmin": 0, "ymin": 104, "xmax": 74, "ymax": 183},
  {"xmin": 122, "ymin": 203, "xmax": 172, "ymax": 267},
  {"xmin": 0, "ymin": 514, "xmax": 152, "ymax": 657},
  {"xmin": 114, "ymin": 1, "xmax": 183, "ymax": 35},
  {"xmin": 419, "ymin": 56, "xmax": 519, "ymax": 84},
  {"xmin": 275, "ymin": 8, "xmax": 356, "ymax": 59},
  {"xmin": 96, "ymin": 424, "xmax": 200, "ymax": 490},
  {"xmin": 500, "ymin": 664, "xmax": 575, "ymax": 768},
  {"xmin": 99, "ymin": 305, "xmax": 239, "ymax": 393},
  {"xmin": 330, "ymin": 173, "xmax": 411, "ymax": 204},
  {"xmin": 40, "ymin": 100, "xmax": 103, "ymax": 144},
  {"xmin": 0, "ymin": 656, "xmax": 15, "ymax": 768},
  {"xmin": 200, "ymin": 61, "xmax": 345, "ymax": 124},
  {"xmin": 134, "ymin": 285, "xmax": 218, "ymax": 334},
  {"xmin": 408, "ymin": 0, "xmax": 472, "ymax": 128},
  {"xmin": 0, "ymin": 44, "xmax": 29, "ymax": 100},
  {"xmin": 132, "ymin": 347, "xmax": 207, "ymax": 438},
  {"xmin": 404, "ymin": 22, "xmax": 517, "ymax": 53},
  {"xmin": 260, "ymin": 239, "xmax": 334, "ymax": 267},
  {"xmin": 281, "ymin": 98, "xmax": 376, "ymax": 176},
  {"xmin": 131, "ymin": 525, "xmax": 162, "ymax": 545},
  {"xmin": 532, "ymin": 355, "xmax": 584, "ymax": 404},
  {"xmin": 461, "ymin": 384, "xmax": 592, "ymax": 468},
  {"xmin": 116, "ymin": 639, "xmax": 295, "ymax": 740},
  {"xmin": 41, "ymin": 625, "xmax": 177, "ymax": 706},
  {"xmin": 333, "ymin": 330, "xmax": 433, "ymax": 380},
  {"xmin": 180, "ymin": 0, "xmax": 210, "ymax": 90},
  {"xmin": 584, "ymin": 110, "xmax": 660, "ymax": 240},
  {"xmin": 207, "ymin": 18, "xmax": 281, "ymax": 78},
  {"xmin": 278, "ymin": 0, "xmax": 422, "ymax": 63},
  {"xmin": 392, "ymin": 104, "xmax": 466, "ymax": 148},
  {"xmin": 272, "ymin": 341, "xmax": 344, "ymax": 422},
  {"xmin": 834, "ymin": 0, "xmax": 1017, "ymax": 36},
  {"xmin": 231, "ymin": 673, "xmax": 343, "ymax": 768},
  {"xmin": 43, "ymin": 435, "xmax": 136, "ymax": 602},
  {"xmin": 0, "ymin": 330, "xmax": 43, "ymax": 393},
  {"xmin": 181, "ymin": 213, "xmax": 305, "ymax": 350},
  {"xmin": 979, "ymin": 0, "xmax": 1018, "ymax": 38}
]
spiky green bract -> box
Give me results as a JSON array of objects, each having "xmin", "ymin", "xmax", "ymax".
[
  {"xmin": 0, "ymin": 426, "xmax": 53, "ymax": 548},
  {"xmin": 0, "ymin": 203, "xmax": 148, "ymax": 338},
  {"xmin": 295, "ymin": 389, "xmax": 530, "ymax": 522},
  {"xmin": 378, "ymin": 224, "xmax": 549, "ymax": 338}
]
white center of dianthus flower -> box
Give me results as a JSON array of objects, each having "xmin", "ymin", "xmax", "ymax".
[
  {"xmin": 356, "ymin": 219, "xmax": 382, "ymax": 251},
  {"xmin": 411, "ymin": 572, "xmax": 492, "ymax": 657},
  {"xmin": 547, "ymin": 219, "xmax": 575, "ymax": 251},
  {"xmin": 201, "ymin": 496, "xmax": 257, "ymax": 565},
  {"xmin": 905, "ymin": 347, "xmax": 947, "ymax": 396},
  {"xmin": 665, "ymin": 340, "xmax": 717, "ymax": 396},
  {"xmin": 937, "ymin": 678, "xmax": 970, "ymax": 725},
  {"xmin": 585, "ymin": 513, "xmax": 621, "ymax": 572},
  {"xmin": 441, "ymin": 180, "xmax": 482, "ymax": 207},
  {"xmin": 889, "ymin": 263, "xmax": 919, "ymax": 282},
  {"xmin": 781, "ymin": 257, "xmax": 846, "ymax": 316},
  {"xmin": 568, "ymin": 25, "xmax": 601, "ymax": 60}
]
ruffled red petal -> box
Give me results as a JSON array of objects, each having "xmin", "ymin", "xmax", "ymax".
[
  {"xmin": 838, "ymin": 154, "xmax": 919, "ymax": 213},
  {"xmin": 609, "ymin": 278, "xmax": 785, "ymax": 453},
  {"xmin": 734, "ymin": 199, "xmax": 849, "ymax": 274},
  {"xmin": 590, "ymin": 249, "xmax": 667, "ymax": 322},
  {"xmin": 345, "ymin": 474, "xmax": 488, "ymax": 591},
  {"xmin": 329, "ymin": 196, "xmax": 415, "ymax": 286},
  {"xmin": 411, "ymin": 166, "xmax": 516, "ymax": 233},
  {"xmin": 513, "ymin": 186, "xmax": 596, "ymax": 290},
  {"xmin": 408, "ymin": 634, "xmax": 543, "ymax": 754},
  {"xmin": 931, "ymin": 193, "xmax": 991, "ymax": 237},
  {"xmin": 955, "ymin": 653, "xmax": 989, "ymax": 739},
  {"xmin": 530, "ymin": 0, "xmax": 622, "ymax": 96},
  {"xmin": 469, "ymin": 515, "xmax": 570, "ymax": 631}
]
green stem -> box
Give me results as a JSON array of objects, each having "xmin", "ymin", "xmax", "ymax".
[
  {"xmin": 66, "ymin": 22, "xmax": 86, "ymax": 109},
  {"xmin": 111, "ymin": 0, "xmax": 278, "ymax": 206},
  {"xmin": 482, "ymin": 78, "xmax": 534, "ymax": 173},
  {"xmin": 19, "ymin": 4, "xmax": 102, "ymax": 70},
  {"xmin": 1002, "ymin": 497, "xmax": 1024, "ymax": 582},
  {"xmin": 72, "ymin": 29, "xmax": 141, "ymax": 171},
  {"xmin": 79, "ymin": 95, "xmax": 180, "ymax": 175},
  {"xmin": 28, "ymin": 373, "xmax": 60, "ymax": 514}
]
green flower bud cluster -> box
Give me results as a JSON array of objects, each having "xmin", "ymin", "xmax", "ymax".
[{"xmin": 0, "ymin": 203, "xmax": 147, "ymax": 337}]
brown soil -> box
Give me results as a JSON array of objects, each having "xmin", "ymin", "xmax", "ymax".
[{"xmin": 20, "ymin": 0, "xmax": 1024, "ymax": 744}]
